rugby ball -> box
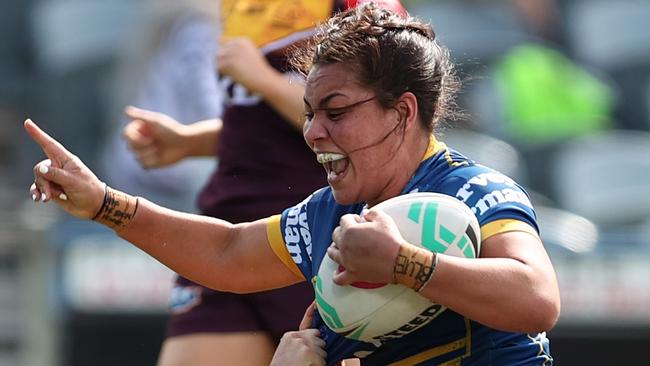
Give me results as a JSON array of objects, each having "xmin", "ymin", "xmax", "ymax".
[{"xmin": 315, "ymin": 192, "xmax": 480, "ymax": 343}]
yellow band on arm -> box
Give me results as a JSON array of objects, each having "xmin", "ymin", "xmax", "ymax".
[
  {"xmin": 481, "ymin": 219, "xmax": 540, "ymax": 241},
  {"xmin": 266, "ymin": 215, "xmax": 305, "ymax": 280}
]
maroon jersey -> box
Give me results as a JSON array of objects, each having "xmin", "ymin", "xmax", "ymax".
[{"xmin": 197, "ymin": 53, "xmax": 326, "ymax": 222}]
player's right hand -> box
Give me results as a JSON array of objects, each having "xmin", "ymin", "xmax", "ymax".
[
  {"xmin": 329, "ymin": 210, "xmax": 403, "ymax": 287},
  {"xmin": 25, "ymin": 119, "xmax": 105, "ymax": 219},
  {"xmin": 122, "ymin": 106, "xmax": 189, "ymax": 168}
]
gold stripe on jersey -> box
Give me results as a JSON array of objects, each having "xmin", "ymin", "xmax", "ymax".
[
  {"xmin": 464, "ymin": 317, "xmax": 472, "ymax": 357},
  {"xmin": 481, "ymin": 219, "xmax": 539, "ymax": 241},
  {"xmin": 388, "ymin": 317, "xmax": 472, "ymax": 366},
  {"xmin": 438, "ymin": 358, "xmax": 461, "ymax": 366},
  {"xmin": 439, "ymin": 141, "xmax": 470, "ymax": 168},
  {"xmin": 266, "ymin": 214, "xmax": 305, "ymax": 280},
  {"xmin": 422, "ymin": 134, "xmax": 444, "ymax": 161}
]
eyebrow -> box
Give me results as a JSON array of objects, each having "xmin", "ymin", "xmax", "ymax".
[{"xmin": 303, "ymin": 92, "xmax": 345, "ymax": 109}]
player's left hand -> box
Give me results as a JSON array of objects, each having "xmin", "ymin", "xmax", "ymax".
[
  {"xmin": 328, "ymin": 209, "xmax": 404, "ymax": 286},
  {"xmin": 216, "ymin": 37, "xmax": 276, "ymax": 94},
  {"xmin": 270, "ymin": 301, "xmax": 326, "ymax": 366}
]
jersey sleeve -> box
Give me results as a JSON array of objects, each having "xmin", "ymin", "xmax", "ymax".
[
  {"xmin": 437, "ymin": 167, "xmax": 539, "ymax": 241},
  {"xmin": 265, "ymin": 193, "xmax": 317, "ymax": 280},
  {"xmin": 266, "ymin": 214, "xmax": 304, "ymax": 279}
]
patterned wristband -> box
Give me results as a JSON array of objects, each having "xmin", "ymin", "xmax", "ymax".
[
  {"xmin": 393, "ymin": 243, "xmax": 436, "ymax": 292},
  {"xmin": 92, "ymin": 185, "xmax": 139, "ymax": 232}
]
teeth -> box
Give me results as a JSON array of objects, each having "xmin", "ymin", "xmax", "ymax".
[
  {"xmin": 328, "ymin": 170, "xmax": 338, "ymax": 180},
  {"xmin": 317, "ymin": 153, "xmax": 346, "ymax": 164}
]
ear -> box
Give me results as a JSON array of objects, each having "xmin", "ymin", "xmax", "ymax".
[{"xmin": 394, "ymin": 91, "xmax": 420, "ymax": 131}]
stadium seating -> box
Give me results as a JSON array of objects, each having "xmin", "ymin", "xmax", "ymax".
[
  {"xmin": 440, "ymin": 128, "xmax": 528, "ymax": 183},
  {"xmin": 549, "ymin": 129, "xmax": 650, "ymax": 230},
  {"xmin": 564, "ymin": 0, "xmax": 650, "ymax": 130},
  {"xmin": 535, "ymin": 204, "xmax": 598, "ymax": 256}
]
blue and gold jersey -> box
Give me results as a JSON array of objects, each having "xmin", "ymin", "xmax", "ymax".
[{"xmin": 266, "ymin": 136, "xmax": 552, "ymax": 365}]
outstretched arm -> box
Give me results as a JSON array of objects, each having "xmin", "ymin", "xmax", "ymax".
[
  {"xmin": 119, "ymin": 200, "xmax": 300, "ymax": 293},
  {"xmin": 26, "ymin": 119, "xmax": 301, "ymax": 293}
]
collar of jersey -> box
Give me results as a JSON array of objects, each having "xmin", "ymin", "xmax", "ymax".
[{"xmin": 421, "ymin": 134, "xmax": 443, "ymax": 161}]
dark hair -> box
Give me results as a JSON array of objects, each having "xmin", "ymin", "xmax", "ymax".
[{"xmin": 291, "ymin": 3, "xmax": 461, "ymax": 131}]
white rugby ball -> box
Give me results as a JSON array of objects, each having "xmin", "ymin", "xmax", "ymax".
[{"xmin": 315, "ymin": 192, "xmax": 481, "ymax": 343}]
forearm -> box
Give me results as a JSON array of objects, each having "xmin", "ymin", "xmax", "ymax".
[
  {"xmin": 394, "ymin": 233, "xmax": 560, "ymax": 333},
  {"xmin": 253, "ymin": 69, "xmax": 306, "ymax": 131},
  {"xmin": 114, "ymin": 196, "xmax": 239, "ymax": 290},
  {"xmin": 96, "ymin": 189, "xmax": 300, "ymax": 293},
  {"xmin": 181, "ymin": 118, "xmax": 223, "ymax": 157},
  {"xmin": 419, "ymin": 255, "xmax": 559, "ymax": 333}
]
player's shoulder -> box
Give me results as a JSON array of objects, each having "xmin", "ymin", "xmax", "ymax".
[
  {"xmin": 421, "ymin": 146, "xmax": 535, "ymax": 219},
  {"xmin": 300, "ymin": 186, "xmax": 335, "ymax": 209},
  {"xmin": 283, "ymin": 187, "xmax": 338, "ymax": 221},
  {"xmin": 440, "ymin": 163, "xmax": 527, "ymax": 201},
  {"xmin": 419, "ymin": 145, "xmax": 509, "ymax": 192},
  {"xmin": 444, "ymin": 163, "xmax": 516, "ymax": 189},
  {"xmin": 283, "ymin": 187, "xmax": 366, "ymax": 231},
  {"xmin": 422, "ymin": 144, "xmax": 519, "ymax": 192}
]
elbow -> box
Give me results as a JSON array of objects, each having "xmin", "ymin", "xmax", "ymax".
[
  {"xmin": 533, "ymin": 307, "xmax": 560, "ymax": 334},
  {"xmin": 510, "ymin": 273, "xmax": 561, "ymax": 333},
  {"xmin": 542, "ymin": 296, "xmax": 561, "ymax": 331},
  {"xmin": 524, "ymin": 262, "xmax": 561, "ymax": 332},
  {"xmin": 528, "ymin": 291, "xmax": 561, "ymax": 333}
]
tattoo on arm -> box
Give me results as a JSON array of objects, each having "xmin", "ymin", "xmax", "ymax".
[
  {"xmin": 93, "ymin": 186, "xmax": 139, "ymax": 232},
  {"xmin": 393, "ymin": 244, "xmax": 437, "ymax": 292}
]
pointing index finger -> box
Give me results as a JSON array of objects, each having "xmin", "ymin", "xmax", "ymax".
[
  {"xmin": 24, "ymin": 119, "xmax": 71, "ymax": 160},
  {"xmin": 124, "ymin": 105, "xmax": 152, "ymax": 120}
]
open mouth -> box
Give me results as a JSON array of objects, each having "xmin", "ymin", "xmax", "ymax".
[{"xmin": 317, "ymin": 153, "xmax": 349, "ymax": 182}]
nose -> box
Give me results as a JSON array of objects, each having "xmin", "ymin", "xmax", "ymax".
[{"xmin": 303, "ymin": 115, "xmax": 328, "ymax": 148}]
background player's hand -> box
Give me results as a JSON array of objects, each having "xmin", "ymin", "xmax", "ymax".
[
  {"xmin": 328, "ymin": 209, "xmax": 404, "ymax": 286},
  {"xmin": 217, "ymin": 37, "xmax": 276, "ymax": 94},
  {"xmin": 122, "ymin": 106, "xmax": 190, "ymax": 168},
  {"xmin": 24, "ymin": 119, "xmax": 105, "ymax": 219},
  {"xmin": 270, "ymin": 302, "xmax": 326, "ymax": 366}
]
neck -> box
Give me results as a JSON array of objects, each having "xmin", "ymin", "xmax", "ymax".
[{"xmin": 367, "ymin": 131, "xmax": 431, "ymax": 207}]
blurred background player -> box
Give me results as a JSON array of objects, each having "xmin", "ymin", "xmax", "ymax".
[
  {"xmin": 101, "ymin": 0, "xmax": 222, "ymax": 213},
  {"xmin": 121, "ymin": 1, "xmax": 405, "ymax": 365}
]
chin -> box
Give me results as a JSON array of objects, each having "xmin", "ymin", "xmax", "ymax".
[{"xmin": 331, "ymin": 189, "xmax": 359, "ymax": 206}]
